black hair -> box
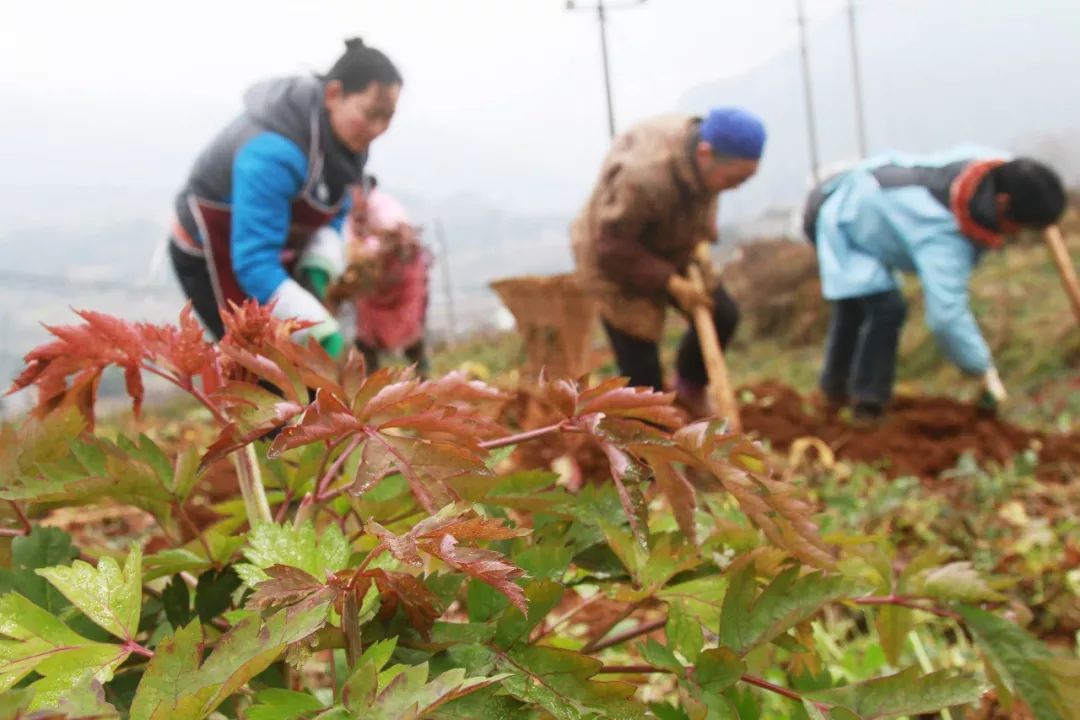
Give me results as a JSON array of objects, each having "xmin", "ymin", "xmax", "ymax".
[
  {"xmin": 993, "ymin": 158, "xmax": 1066, "ymax": 227},
  {"xmin": 325, "ymin": 38, "xmax": 402, "ymax": 94}
]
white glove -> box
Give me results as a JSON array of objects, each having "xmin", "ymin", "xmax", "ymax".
[
  {"xmin": 982, "ymin": 367, "xmax": 1007, "ymax": 403},
  {"xmin": 268, "ymin": 278, "xmax": 340, "ymax": 343}
]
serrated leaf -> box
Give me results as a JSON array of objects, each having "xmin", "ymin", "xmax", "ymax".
[
  {"xmin": 142, "ymin": 548, "xmax": 212, "ymax": 583},
  {"xmin": 499, "ymin": 645, "xmax": 645, "ymax": 720},
  {"xmin": 912, "ymin": 562, "xmax": 1005, "ymax": 602},
  {"xmin": 958, "ymin": 604, "xmax": 1068, "ymax": 720},
  {"xmin": 874, "ymin": 605, "xmax": 911, "ymax": 667},
  {"xmin": 806, "ymin": 666, "xmax": 982, "ymax": 719},
  {"xmin": 35, "ymin": 545, "xmax": 141, "ymax": 641},
  {"xmin": 246, "ymin": 688, "xmax": 324, "ymax": 720},
  {"xmin": 237, "ymin": 521, "xmax": 350, "ymax": 586},
  {"xmin": 432, "ymin": 535, "xmax": 527, "ymax": 614},
  {"xmin": 130, "ymin": 595, "xmax": 331, "ymax": 720},
  {"xmin": 246, "ymin": 565, "xmax": 325, "ymax": 611},
  {"xmin": 694, "ymin": 647, "xmax": 745, "ymax": 691},
  {"xmin": 640, "ymin": 638, "xmax": 684, "ymax": 676},
  {"xmin": 0, "ymin": 526, "xmax": 78, "ymax": 614},
  {"xmin": 493, "ymin": 580, "xmax": 564, "ymax": 649},
  {"xmin": 0, "ymin": 592, "xmax": 129, "ymax": 702},
  {"xmin": 666, "ymin": 601, "xmax": 704, "ymax": 663},
  {"xmin": 363, "ymin": 569, "xmax": 441, "ymax": 635},
  {"xmin": 718, "ymin": 566, "xmax": 853, "ymax": 657}
]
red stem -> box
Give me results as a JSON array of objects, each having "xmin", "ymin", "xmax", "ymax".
[
  {"xmin": 595, "ymin": 665, "xmax": 829, "ymax": 712},
  {"xmin": 8, "ymin": 501, "xmax": 32, "ymax": 533},
  {"xmin": 853, "ymin": 595, "xmax": 963, "ymax": 621},
  {"xmin": 355, "ymin": 544, "xmax": 386, "ymax": 574},
  {"xmin": 478, "ymin": 421, "xmax": 567, "ymax": 450},
  {"xmin": 588, "ymin": 617, "xmax": 668, "ymax": 653},
  {"xmin": 125, "ymin": 641, "xmax": 155, "ymax": 658},
  {"xmin": 0, "ymin": 527, "xmax": 27, "ymax": 537},
  {"xmin": 316, "ymin": 435, "xmax": 364, "ymax": 500}
]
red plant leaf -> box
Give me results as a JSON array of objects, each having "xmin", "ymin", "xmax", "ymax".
[
  {"xmin": 247, "ymin": 565, "xmax": 326, "ymax": 610},
  {"xmin": 412, "ymin": 513, "xmax": 528, "ymax": 544},
  {"xmin": 268, "ymin": 390, "xmax": 364, "ymax": 458},
  {"xmin": 365, "ymin": 568, "xmax": 441, "ymax": 637},
  {"xmin": 430, "ymin": 535, "xmax": 527, "ymax": 614},
  {"xmin": 367, "ymin": 522, "xmax": 423, "ymax": 567}
]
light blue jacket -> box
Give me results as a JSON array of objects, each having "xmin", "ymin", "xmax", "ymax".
[{"xmin": 813, "ymin": 146, "xmax": 1009, "ymax": 374}]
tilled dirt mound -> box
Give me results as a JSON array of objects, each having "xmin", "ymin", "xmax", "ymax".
[{"xmin": 740, "ymin": 381, "xmax": 1080, "ymax": 480}]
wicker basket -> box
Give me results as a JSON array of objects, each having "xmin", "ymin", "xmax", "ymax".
[{"xmin": 490, "ymin": 273, "xmax": 597, "ymax": 388}]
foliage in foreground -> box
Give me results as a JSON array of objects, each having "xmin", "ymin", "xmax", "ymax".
[{"xmin": 0, "ymin": 303, "xmax": 1076, "ymax": 719}]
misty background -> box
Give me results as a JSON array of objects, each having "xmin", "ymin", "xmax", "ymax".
[{"xmin": 2, "ymin": 0, "xmax": 1079, "ymax": 408}]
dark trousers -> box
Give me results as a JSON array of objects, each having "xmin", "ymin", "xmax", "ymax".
[
  {"xmin": 170, "ymin": 241, "xmax": 226, "ymax": 340},
  {"xmin": 819, "ymin": 289, "xmax": 908, "ymax": 409},
  {"xmin": 356, "ymin": 339, "xmax": 430, "ymax": 378},
  {"xmin": 602, "ymin": 284, "xmax": 739, "ymax": 392}
]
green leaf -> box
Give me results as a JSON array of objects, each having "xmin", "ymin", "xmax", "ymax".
[
  {"xmin": 236, "ymin": 521, "xmax": 350, "ymax": 587},
  {"xmin": 142, "ymin": 548, "xmax": 212, "ymax": 583},
  {"xmin": 874, "ymin": 606, "xmax": 911, "ymax": 667},
  {"xmin": 194, "ymin": 566, "xmax": 241, "ymax": 622},
  {"xmin": 806, "ymin": 666, "xmax": 982, "ymax": 719},
  {"xmin": 694, "ymin": 647, "xmax": 745, "ymax": 692},
  {"xmin": 493, "ymin": 580, "xmax": 563, "ymax": 649},
  {"xmin": 162, "ymin": 575, "xmax": 193, "ymax": 630},
  {"xmin": 35, "ymin": 544, "xmax": 142, "ymax": 641},
  {"xmin": 130, "ymin": 595, "xmax": 331, "ymax": 720},
  {"xmin": 666, "ymin": 601, "xmax": 704, "ymax": 663},
  {"xmin": 0, "ymin": 526, "xmax": 78, "ymax": 613},
  {"xmin": 0, "ymin": 592, "xmax": 129, "ymax": 704},
  {"xmin": 3, "ymin": 434, "xmax": 181, "ymax": 533},
  {"xmin": 800, "ymin": 698, "xmax": 828, "ymax": 720},
  {"xmin": 428, "ymin": 686, "xmax": 521, "ymax": 720},
  {"xmin": 718, "ymin": 566, "xmax": 853, "ymax": 656},
  {"xmin": 246, "ymin": 689, "xmax": 324, "ymax": 720},
  {"xmin": 640, "ymin": 638, "xmax": 684, "ymax": 677},
  {"xmin": 958, "ymin": 604, "xmax": 1068, "ymax": 720},
  {"xmin": 911, "ymin": 562, "xmax": 1005, "ymax": 602},
  {"xmin": 499, "ymin": 645, "xmax": 645, "ymax": 720}
]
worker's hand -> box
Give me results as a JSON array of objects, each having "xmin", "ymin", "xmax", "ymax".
[
  {"xmin": 977, "ymin": 367, "xmax": 1007, "ymax": 412},
  {"xmin": 692, "ymin": 242, "xmax": 715, "ymax": 287},
  {"xmin": 667, "ymin": 274, "xmax": 713, "ymax": 314}
]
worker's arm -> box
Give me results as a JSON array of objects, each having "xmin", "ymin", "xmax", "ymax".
[
  {"xmin": 913, "ymin": 237, "xmax": 995, "ymax": 376},
  {"xmin": 230, "ymin": 132, "xmax": 342, "ymax": 353}
]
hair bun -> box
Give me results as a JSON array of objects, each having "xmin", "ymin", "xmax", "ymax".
[{"xmin": 344, "ymin": 37, "xmax": 366, "ymax": 51}]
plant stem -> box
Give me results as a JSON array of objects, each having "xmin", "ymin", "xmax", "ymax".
[
  {"xmin": 595, "ymin": 665, "xmax": 831, "ymax": 713},
  {"xmin": 852, "ymin": 595, "xmax": 962, "ymax": 621},
  {"xmin": 174, "ymin": 502, "xmax": 214, "ymax": 561},
  {"xmin": 0, "ymin": 527, "xmax": 26, "ymax": 537},
  {"xmin": 479, "ymin": 421, "xmax": 567, "ymax": 450},
  {"xmin": 233, "ymin": 444, "xmax": 272, "ymax": 527},
  {"xmin": 316, "ymin": 435, "xmax": 364, "ymax": 500},
  {"xmin": 355, "ymin": 544, "xmax": 385, "ymax": 574},
  {"xmin": 293, "ymin": 493, "xmax": 316, "ymax": 529},
  {"xmin": 581, "ymin": 601, "xmax": 640, "ymax": 654},
  {"xmin": 142, "ymin": 364, "xmax": 229, "ymax": 426},
  {"xmin": 125, "ymin": 641, "xmax": 155, "ymax": 658},
  {"xmin": 588, "ymin": 617, "xmax": 667, "ymax": 653},
  {"xmin": 8, "ymin": 501, "xmax": 31, "ymax": 533}
]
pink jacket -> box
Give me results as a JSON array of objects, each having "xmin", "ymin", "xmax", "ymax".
[{"xmin": 346, "ymin": 188, "xmax": 430, "ymax": 351}]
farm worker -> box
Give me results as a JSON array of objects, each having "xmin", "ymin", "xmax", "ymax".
[
  {"xmin": 571, "ymin": 108, "xmax": 766, "ymax": 418},
  {"xmin": 328, "ymin": 179, "xmax": 431, "ymax": 376},
  {"xmin": 802, "ymin": 148, "xmax": 1066, "ymax": 420},
  {"xmin": 168, "ymin": 38, "xmax": 402, "ymax": 358}
]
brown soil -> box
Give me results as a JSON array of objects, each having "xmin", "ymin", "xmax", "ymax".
[{"xmin": 739, "ymin": 381, "xmax": 1080, "ymax": 481}]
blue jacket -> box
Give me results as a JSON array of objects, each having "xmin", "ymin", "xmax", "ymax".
[
  {"xmin": 811, "ymin": 146, "xmax": 1009, "ymax": 374},
  {"xmin": 175, "ymin": 76, "xmax": 361, "ymax": 303}
]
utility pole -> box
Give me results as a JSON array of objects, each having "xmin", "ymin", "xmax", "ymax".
[
  {"xmin": 795, "ymin": 0, "xmax": 822, "ymax": 181},
  {"xmin": 566, "ymin": 0, "xmax": 647, "ymax": 140},
  {"xmin": 434, "ymin": 220, "xmax": 458, "ymax": 342},
  {"xmin": 847, "ymin": 0, "xmax": 869, "ymax": 157}
]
